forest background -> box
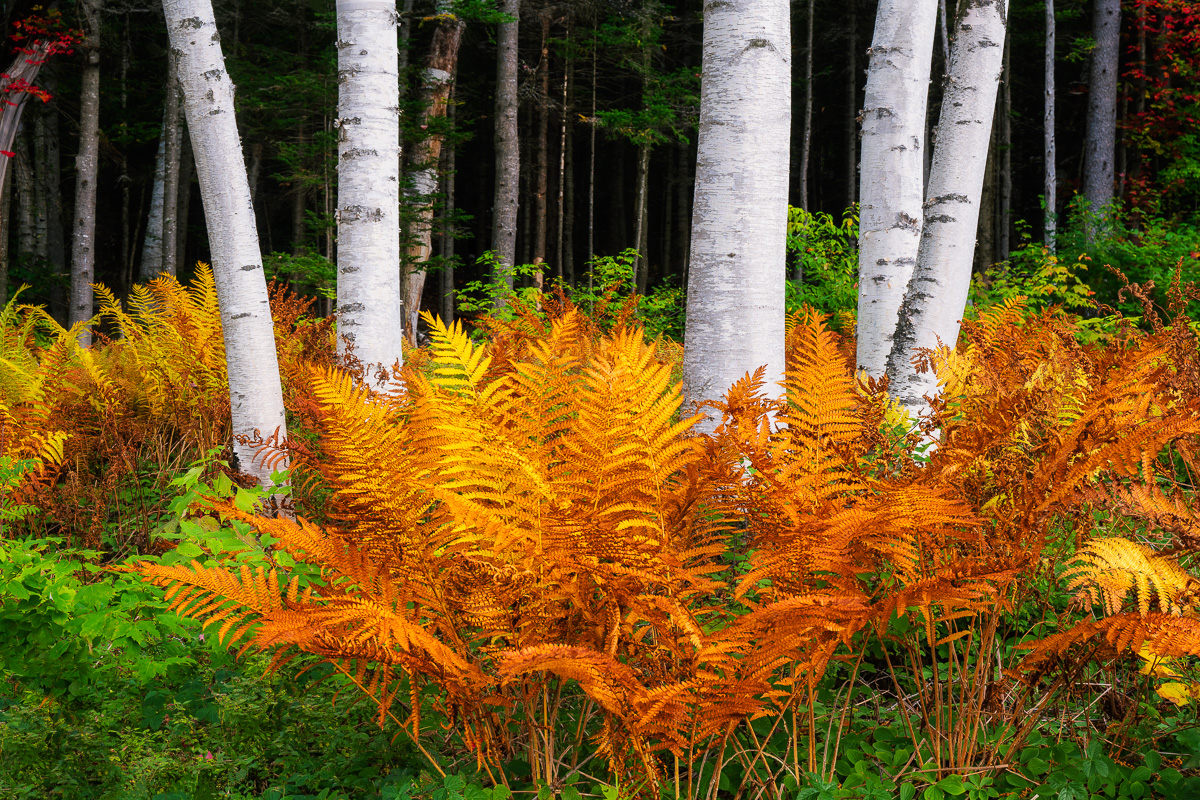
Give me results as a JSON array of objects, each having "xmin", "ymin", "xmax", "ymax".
[{"xmin": 0, "ymin": 0, "xmax": 1195, "ymax": 323}]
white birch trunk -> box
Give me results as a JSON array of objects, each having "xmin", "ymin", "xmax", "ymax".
[
  {"xmin": 682, "ymin": 0, "xmax": 790, "ymax": 426},
  {"xmin": 163, "ymin": 0, "xmax": 288, "ymax": 484},
  {"xmin": 70, "ymin": 7, "xmax": 102, "ymax": 346},
  {"xmin": 854, "ymin": 0, "xmax": 939, "ymax": 379},
  {"xmin": 335, "ymin": 0, "xmax": 403, "ymax": 374},
  {"xmin": 140, "ymin": 113, "xmax": 168, "ymax": 281},
  {"xmin": 885, "ymin": 0, "xmax": 1009, "ymax": 416}
]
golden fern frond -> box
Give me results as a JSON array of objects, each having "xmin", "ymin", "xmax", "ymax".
[
  {"xmin": 1065, "ymin": 537, "xmax": 1198, "ymax": 616},
  {"xmin": 783, "ymin": 307, "xmax": 862, "ymax": 451},
  {"xmin": 133, "ymin": 560, "xmax": 285, "ymax": 648},
  {"xmin": 423, "ymin": 311, "xmax": 492, "ymax": 396}
]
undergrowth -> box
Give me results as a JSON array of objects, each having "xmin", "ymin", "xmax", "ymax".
[{"xmin": 3, "ymin": 269, "xmax": 1200, "ymax": 798}]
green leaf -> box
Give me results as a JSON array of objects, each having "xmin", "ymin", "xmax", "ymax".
[
  {"xmin": 934, "ymin": 775, "xmax": 965, "ymax": 795},
  {"xmin": 175, "ymin": 541, "xmax": 204, "ymax": 558},
  {"xmin": 922, "ymin": 787, "xmax": 944, "ymax": 800}
]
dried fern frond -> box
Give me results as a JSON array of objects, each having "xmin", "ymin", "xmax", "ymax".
[{"xmin": 1017, "ymin": 612, "xmax": 1200, "ymax": 677}]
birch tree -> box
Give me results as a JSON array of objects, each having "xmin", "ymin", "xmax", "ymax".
[
  {"xmin": 854, "ymin": 0, "xmax": 939, "ymax": 379},
  {"xmin": 163, "ymin": 0, "xmax": 288, "ymax": 484},
  {"xmin": 335, "ymin": 0, "xmax": 404, "ymax": 373},
  {"xmin": 885, "ymin": 0, "xmax": 1010, "ymax": 415},
  {"xmin": 70, "ymin": 0, "xmax": 103, "ymax": 345},
  {"xmin": 491, "ymin": 0, "xmax": 519, "ymax": 301},
  {"xmin": 682, "ymin": 0, "xmax": 790, "ymax": 423}
]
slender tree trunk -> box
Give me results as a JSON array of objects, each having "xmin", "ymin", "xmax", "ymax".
[
  {"xmin": 533, "ymin": 13, "xmax": 550, "ymax": 275},
  {"xmin": 335, "ymin": 0, "xmax": 404, "ymax": 374},
  {"xmin": 634, "ymin": 142, "xmax": 650, "ymax": 293},
  {"xmin": 37, "ymin": 84, "xmax": 65, "ymax": 301},
  {"xmin": 120, "ymin": 14, "xmax": 132, "ymax": 284},
  {"xmin": 998, "ymin": 36, "xmax": 1012, "ymax": 259},
  {"xmin": 587, "ymin": 25, "xmax": 597, "ymax": 270},
  {"xmin": 682, "ymin": 0, "xmax": 791, "ymax": 421},
  {"xmin": 291, "ymin": 122, "xmax": 307, "ymax": 255},
  {"xmin": 854, "ymin": 0, "xmax": 939, "ymax": 379},
  {"xmin": 176, "ymin": 126, "xmax": 194, "ymax": 271},
  {"xmin": 439, "ymin": 112, "xmax": 456, "ymax": 325},
  {"xmin": 492, "ymin": 0, "xmax": 519, "ymax": 300},
  {"xmin": 1083, "ymin": 0, "xmax": 1121, "ymax": 227},
  {"xmin": 1044, "ymin": 0, "xmax": 1057, "ymax": 250},
  {"xmin": 798, "ymin": 0, "xmax": 815, "ymax": 210},
  {"xmin": 162, "ymin": 55, "xmax": 183, "ymax": 277},
  {"xmin": 563, "ymin": 74, "xmax": 575, "ymax": 285},
  {"xmin": 556, "ymin": 42, "xmax": 568, "ymax": 282},
  {"xmin": 975, "ymin": 125, "xmax": 996, "ymax": 273},
  {"xmin": 140, "ymin": 117, "xmax": 167, "ymax": 280},
  {"xmin": 846, "ymin": 0, "xmax": 858, "ymax": 207},
  {"xmin": 14, "ymin": 137, "xmax": 35, "ymax": 264},
  {"xmin": 164, "ymin": 0, "xmax": 288, "ymax": 483},
  {"xmin": 31, "ymin": 129, "xmax": 48, "ymax": 263},
  {"xmin": 70, "ymin": 2, "xmax": 103, "ymax": 344},
  {"xmin": 886, "ymin": 0, "xmax": 1010, "ymax": 416},
  {"xmin": 401, "ymin": 1, "xmax": 464, "ymax": 341},
  {"xmin": 0, "ymin": 166, "xmax": 10, "ymax": 304}
]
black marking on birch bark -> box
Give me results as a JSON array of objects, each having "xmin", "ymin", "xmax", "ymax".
[
  {"xmin": 230, "ymin": 312, "xmax": 251, "ymax": 320},
  {"xmin": 926, "ymin": 193, "xmax": 970, "ymax": 206},
  {"xmin": 340, "ymin": 148, "xmax": 379, "ymax": 161},
  {"xmin": 340, "ymin": 302, "xmax": 365, "ymax": 313},
  {"xmin": 926, "ymin": 214, "xmax": 956, "ymax": 223},
  {"xmin": 342, "ymin": 332, "xmax": 357, "ymax": 341},
  {"xmin": 239, "ymin": 264, "xmax": 259, "ymax": 271},
  {"xmin": 891, "ymin": 212, "xmax": 920, "ymax": 231},
  {"xmin": 341, "ymin": 266, "xmax": 361, "ymax": 274},
  {"xmin": 180, "ymin": 17, "xmax": 203, "ymax": 30},
  {"xmin": 202, "ymin": 69, "xmax": 223, "ymax": 81}
]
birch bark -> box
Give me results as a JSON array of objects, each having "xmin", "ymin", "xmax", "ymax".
[
  {"xmin": 491, "ymin": 0, "xmax": 519, "ymax": 301},
  {"xmin": 335, "ymin": 0, "xmax": 403, "ymax": 374},
  {"xmin": 69, "ymin": 1, "xmax": 103, "ymax": 345},
  {"xmin": 140, "ymin": 123, "xmax": 167, "ymax": 280},
  {"xmin": 885, "ymin": 0, "xmax": 1010, "ymax": 416},
  {"xmin": 682, "ymin": 0, "xmax": 790, "ymax": 424},
  {"xmin": 854, "ymin": 0, "xmax": 938, "ymax": 379},
  {"xmin": 163, "ymin": 0, "xmax": 288, "ymax": 484}
]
